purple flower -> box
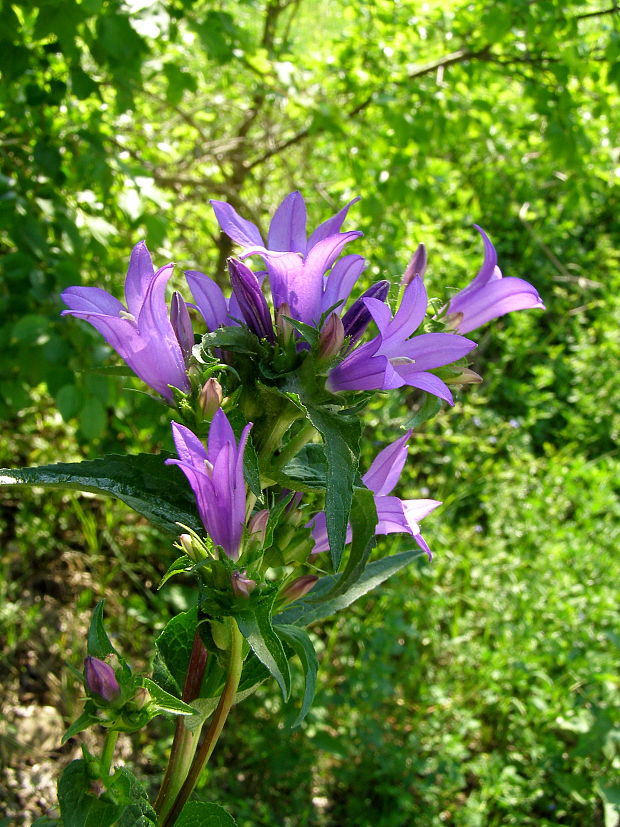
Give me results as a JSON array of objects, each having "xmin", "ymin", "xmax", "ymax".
[
  {"xmin": 165, "ymin": 410, "xmax": 252, "ymax": 560},
  {"xmin": 307, "ymin": 431, "xmax": 441, "ymax": 559},
  {"xmin": 228, "ymin": 258, "xmax": 275, "ymax": 342},
  {"xmin": 61, "ymin": 242, "xmax": 190, "ymax": 401},
  {"xmin": 445, "ymin": 226, "xmax": 545, "ymax": 334},
  {"xmin": 84, "ymin": 656, "xmax": 120, "ymax": 702},
  {"xmin": 211, "ymin": 192, "xmax": 364, "ymax": 326},
  {"xmin": 328, "ymin": 276, "xmax": 477, "ymax": 405}
]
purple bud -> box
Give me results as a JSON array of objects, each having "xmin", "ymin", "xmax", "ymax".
[
  {"xmin": 231, "ymin": 570, "xmax": 257, "ymax": 599},
  {"xmin": 318, "ymin": 313, "xmax": 345, "ymax": 359},
  {"xmin": 284, "ymin": 490, "xmax": 303, "ymax": 515},
  {"xmin": 84, "ymin": 656, "xmax": 120, "ymax": 702},
  {"xmin": 280, "ymin": 574, "xmax": 319, "ymax": 604},
  {"xmin": 402, "ymin": 243, "xmax": 427, "ymax": 285},
  {"xmin": 342, "ymin": 280, "xmax": 390, "ymax": 346},
  {"xmin": 228, "ymin": 258, "xmax": 275, "ymax": 342},
  {"xmin": 199, "ymin": 377, "xmax": 223, "ymax": 416},
  {"xmin": 170, "ymin": 291, "xmax": 194, "ymax": 360}
]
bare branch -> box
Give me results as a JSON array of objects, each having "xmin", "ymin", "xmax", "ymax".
[{"xmin": 573, "ymin": 4, "xmax": 618, "ymax": 20}]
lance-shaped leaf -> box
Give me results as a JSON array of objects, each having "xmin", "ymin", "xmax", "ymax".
[
  {"xmin": 323, "ymin": 485, "xmax": 377, "ymax": 600},
  {"xmin": 276, "ymin": 549, "xmax": 427, "ymax": 627},
  {"xmin": 276, "ymin": 625, "xmax": 318, "ymax": 728},
  {"xmin": 152, "ymin": 607, "xmax": 198, "ymax": 698},
  {"xmin": 0, "ymin": 454, "xmax": 202, "ymax": 536},
  {"xmin": 140, "ymin": 678, "xmax": 195, "ymax": 716},
  {"xmin": 237, "ymin": 597, "xmax": 291, "ymax": 700},
  {"xmin": 303, "ymin": 402, "xmax": 362, "ymax": 570}
]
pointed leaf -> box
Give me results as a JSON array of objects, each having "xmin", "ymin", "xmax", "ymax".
[
  {"xmin": 324, "ymin": 485, "xmax": 377, "ymax": 599},
  {"xmin": 237, "ymin": 598, "xmax": 291, "ymax": 700},
  {"xmin": 152, "ymin": 607, "xmax": 198, "ymax": 697},
  {"xmin": 276, "ymin": 625, "xmax": 318, "ymax": 727},
  {"xmin": 61, "ymin": 706, "xmax": 100, "ymax": 744},
  {"xmin": 0, "ymin": 454, "xmax": 202, "ymax": 536},
  {"xmin": 158, "ymin": 555, "xmax": 194, "ymax": 589},
  {"xmin": 141, "ymin": 678, "xmax": 195, "ymax": 715},
  {"xmin": 88, "ymin": 600, "xmax": 117, "ymax": 658},
  {"xmin": 276, "ymin": 550, "xmax": 426, "ymax": 626}
]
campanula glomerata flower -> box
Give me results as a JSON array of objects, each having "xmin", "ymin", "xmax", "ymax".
[
  {"xmin": 61, "ymin": 242, "xmax": 190, "ymax": 401},
  {"xmin": 165, "ymin": 409, "xmax": 252, "ymax": 560}
]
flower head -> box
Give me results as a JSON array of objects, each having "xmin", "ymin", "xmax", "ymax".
[
  {"xmin": 445, "ymin": 226, "xmax": 545, "ymax": 334},
  {"xmin": 61, "ymin": 242, "xmax": 190, "ymax": 401},
  {"xmin": 165, "ymin": 410, "xmax": 251, "ymax": 559},
  {"xmin": 211, "ymin": 192, "xmax": 365, "ymax": 327},
  {"xmin": 307, "ymin": 431, "xmax": 441, "ymax": 559},
  {"xmin": 328, "ymin": 276, "xmax": 476, "ymax": 405}
]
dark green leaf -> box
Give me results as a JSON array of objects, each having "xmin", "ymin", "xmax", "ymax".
[
  {"xmin": 153, "ymin": 607, "xmax": 198, "ymax": 697},
  {"xmin": 275, "ymin": 550, "xmax": 426, "ymax": 626},
  {"xmin": 158, "ymin": 555, "xmax": 194, "ymax": 589},
  {"xmin": 0, "ymin": 453, "xmax": 202, "ymax": 536},
  {"xmin": 58, "ymin": 760, "xmax": 120, "ymax": 827},
  {"xmin": 275, "ymin": 443, "xmax": 328, "ymax": 491},
  {"xmin": 404, "ymin": 394, "xmax": 442, "ymax": 429},
  {"xmin": 237, "ymin": 599, "xmax": 291, "ymax": 700},
  {"xmin": 322, "ymin": 485, "xmax": 377, "ymax": 599},
  {"xmin": 174, "ymin": 801, "xmax": 237, "ymax": 827},
  {"xmin": 88, "ymin": 600, "xmax": 117, "ymax": 658},
  {"xmin": 276, "ymin": 625, "xmax": 318, "ymax": 727},
  {"xmin": 61, "ymin": 705, "xmax": 100, "ymax": 744},
  {"xmin": 201, "ymin": 326, "xmax": 263, "ymax": 356},
  {"xmin": 304, "ymin": 403, "xmax": 362, "ymax": 570}
]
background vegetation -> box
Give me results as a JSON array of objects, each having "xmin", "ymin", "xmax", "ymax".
[{"xmin": 1, "ymin": 0, "xmax": 618, "ymax": 824}]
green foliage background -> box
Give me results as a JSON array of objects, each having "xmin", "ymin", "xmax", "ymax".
[{"xmin": 1, "ymin": 0, "xmax": 619, "ymax": 824}]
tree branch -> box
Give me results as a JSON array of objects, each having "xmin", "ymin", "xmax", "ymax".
[{"xmin": 574, "ymin": 4, "xmax": 618, "ymax": 20}]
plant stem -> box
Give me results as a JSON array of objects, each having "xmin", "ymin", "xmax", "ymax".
[
  {"xmin": 100, "ymin": 729, "xmax": 119, "ymax": 778},
  {"xmin": 161, "ymin": 618, "xmax": 244, "ymax": 827},
  {"xmin": 154, "ymin": 632, "xmax": 208, "ymax": 823},
  {"xmin": 272, "ymin": 421, "xmax": 316, "ymax": 470}
]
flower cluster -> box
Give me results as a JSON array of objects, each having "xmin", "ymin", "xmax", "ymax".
[{"xmin": 61, "ymin": 191, "xmax": 544, "ymax": 584}]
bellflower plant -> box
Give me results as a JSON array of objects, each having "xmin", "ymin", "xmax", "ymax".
[{"xmin": 0, "ymin": 190, "xmax": 545, "ymax": 827}]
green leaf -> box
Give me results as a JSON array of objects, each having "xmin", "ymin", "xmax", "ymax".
[
  {"xmin": 201, "ymin": 326, "xmax": 263, "ymax": 356},
  {"xmin": 403, "ymin": 394, "xmax": 442, "ymax": 429},
  {"xmin": 141, "ymin": 678, "xmax": 195, "ymax": 716},
  {"xmin": 61, "ymin": 705, "xmax": 100, "ymax": 744},
  {"xmin": 153, "ymin": 607, "xmax": 198, "ymax": 697},
  {"xmin": 58, "ymin": 760, "xmax": 120, "ymax": 827},
  {"xmin": 237, "ymin": 598, "xmax": 291, "ymax": 700},
  {"xmin": 275, "ymin": 443, "xmax": 328, "ymax": 491},
  {"xmin": 323, "ymin": 486, "xmax": 377, "ymax": 599},
  {"xmin": 304, "ymin": 403, "xmax": 362, "ymax": 570},
  {"xmin": 158, "ymin": 555, "xmax": 194, "ymax": 589},
  {"xmin": 275, "ymin": 550, "xmax": 426, "ymax": 627},
  {"xmin": 276, "ymin": 625, "xmax": 318, "ymax": 727},
  {"xmin": 88, "ymin": 600, "xmax": 117, "ymax": 658},
  {"xmin": 280, "ymin": 316, "xmax": 320, "ymax": 347},
  {"xmin": 173, "ymin": 801, "xmax": 237, "ymax": 827},
  {"xmin": 0, "ymin": 453, "xmax": 202, "ymax": 536}
]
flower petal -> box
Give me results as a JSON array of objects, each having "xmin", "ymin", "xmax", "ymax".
[
  {"xmin": 448, "ymin": 225, "xmax": 498, "ymax": 309},
  {"xmin": 320, "ymin": 254, "xmax": 366, "ymax": 317},
  {"xmin": 393, "ymin": 366, "xmax": 455, "ymax": 405},
  {"xmin": 450, "ymin": 277, "xmax": 545, "ymax": 334},
  {"xmin": 307, "ymin": 196, "xmax": 360, "ymax": 251},
  {"xmin": 397, "ymin": 332, "xmax": 477, "ymax": 370},
  {"xmin": 267, "ymin": 191, "xmax": 307, "ymax": 254},
  {"xmin": 210, "ymin": 200, "xmax": 264, "ymax": 248},
  {"xmin": 124, "ymin": 241, "xmax": 155, "ymax": 318},
  {"xmin": 169, "ymin": 421, "xmax": 208, "ymax": 466},
  {"xmin": 362, "ymin": 430, "xmax": 412, "ymax": 496},
  {"xmin": 61, "ymin": 286, "xmax": 126, "ymax": 317},
  {"xmin": 208, "ymin": 408, "xmax": 236, "ymax": 458},
  {"xmin": 382, "ymin": 276, "xmax": 428, "ymax": 346},
  {"xmin": 185, "ymin": 270, "xmax": 229, "ymax": 331}
]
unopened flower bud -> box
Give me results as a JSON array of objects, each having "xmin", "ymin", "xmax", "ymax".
[
  {"xmin": 228, "ymin": 258, "xmax": 275, "ymax": 342},
  {"xmin": 342, "ymin": 281, "xmax": 390, "ymax": 347},
  {"xmin": 318, "ymin": 313, "xmax": 345, "ymax": 359},
  {"xmin": 402, "ymin": 243, "xmax": 427, "ymax": 285},
  {"xmin": 199, "ymin": 377, "xmax": 223, "ymax": 416},
  {"xmin": 231, "ymin": 570, "xmax": 257, "ymax": 599},
  {"xmin": 248, "ymin": 509, "xmax": 269, "ymax": 544},
  {"xmin": 276, "ymin": 302, "xmax": 294, "ymax": 343},
  {"xmin": 444, "ymin": 368, "xmax": 483, "ymax": 386},
  {"xmin": 170, "ymin": 291, "xmax": 194, "ymax": 360},
  {"xmin": 280, "ymin": 575, "xmax": 319, "ymax": 604},
  {"xmin": 132, "ymin": 686, "xmax": 150, "ymax": 710},
  {"xmin": 84, "ymin": 656, "xmax": 120, "ymax": 702}
]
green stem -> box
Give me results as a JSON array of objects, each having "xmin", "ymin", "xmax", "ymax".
[
  {"xmin": 155, "ymin": 633, "xmax": 208, "ymax": 824},
  {"xmin": 100, "ymin": 729, "xmax": 119, "ymax": 779},
  {"xmin": 272, "ymin": 421, "xmax": 316, "ymax": 470},
  {"xmin": 161, "ymin": 618, "xmax": 244, "ymax": 827}
]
